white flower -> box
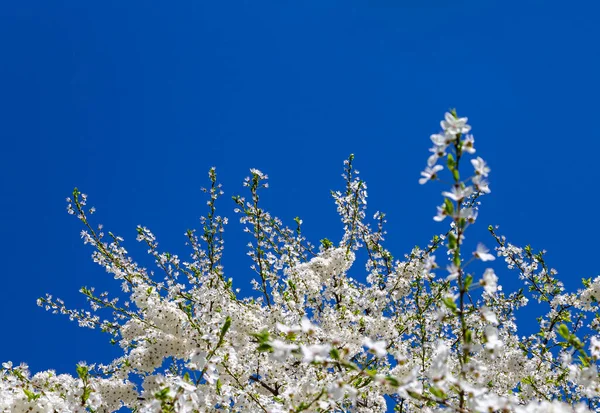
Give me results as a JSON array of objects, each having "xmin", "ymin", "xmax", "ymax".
[
  {"xmin": 446, "ymin": 263, "xmax": 459, "ymax": 281},
  {"xmin": 301, "ymin": 344, "xmax": 331, "ymax": 363},
  {"xmin": 560, "ymin": 351, "xmax": 573, "ymax": 366},
  {"xmin": 328, "ymin": 380, "xmax": 345, "ymax": 400},
  {"xmin": 484, "ymin": 325, "xmax": 503, "ymax": 355},
  {"xmin": 473, "ymin": 175, "xmax": 491, "ymax": 194},
  {"xmin": 516, "ymin": 400, "xmax": 592, "ymax": 413},
  {"xmin": 471, "ymin": 157, "xmax": 490, "ymax": 177},
  {"xmin": 174, "ymin": 377, "xmax": 197, "ymax": 393},
  {"xmin": 480, "ymin": 306, "xmax": 498, "ymax": 325},
  {"xmin": 428, "ymin": 141, "xmax": 449, "ymax": 166},
  {"xmin": 442, "ymin": 185, "xmax": 473, "ymax": 202},
  {"xmin": 271, "ymin": 340, "xmax": 299, "ymax": 362},
  {"xmin": 441, "ymin": 112, "xmax": 471, "ymax": 135},
  {"xmin": 419, "ymin": 165, "xmax": 443, "ymax": 184},
  {"xmin": 430, "ymin": 133, "xmax": 449, "ymax": 146},
  {"xmin": 472, "ymin": 394, "xmax": 510, "ymax": 412},
  {"xmin": 10, "ymin": 110, "xmax": 598, "ymax": 413},
  {"xmin": 189, "ymin": 350, "xmax": 207, "ymax": 370},
  {"xmin": 462, "ymin": 134, "xmax": 476, "ymax": 154},
  {"xmin": 427, "ymin": 153, "xmax": 440, "ymax": 167},
  {"xmin": 276, "ymin": 322, "xmax": 300, "ymax": 336},
  {"xmin": 203, "ymin": 363, "xmax": 219, "ymax": 384},
  {"xmin": 433, "ymin": 205, "xmax": 447, "ymax": 222},
  {"xmin": 363, "ymin": 337, "xmax": 387, "ymax": 358},
  {"xmin": 427, "ymin": 342, "xmax": 450, "ymax": 382},
  {"xmin": 301, "ymin": 317, "xmax": 317, "ymax": 335},
  {"xmin": 458, "ymin": 207, "xmax": 477, "ymax": 223},
  {"xmin": 590, "ymin": 336, "xmax": 600, "ymax": 359},
  {"xmin": 481, "ymin": 268, "xmax": 499, "ymax": 294},
  {"xmin": 474, "ymin": 243, "xmax": 495, "ymax": 261}
]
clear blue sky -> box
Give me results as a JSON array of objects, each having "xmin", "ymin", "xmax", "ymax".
[{"xmin": 2, "ymin": 0, "xmax": 600, "ymax": 381}]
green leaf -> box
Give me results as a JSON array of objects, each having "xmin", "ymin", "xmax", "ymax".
[
  {"xmin": 257, "ymin": 343, "xmax": 272, "ymax": 352},
  {"xmin": 464, "ymin": 274, "xmax": 473, "ymax": 290},
  {"xmin": 365, "ymin": 369, "xmax": 378, "ymax": 377},
  {"xmin": 452, "ymin": 169, "xmax": 460, "ymax": 182},
  {"xmin": 429, "ymin": 386, "xmax": 446, "ymax": 399},
  {"xmin": 219, "ymin": 316, "xmax": 232, "ymax": 342},
  {"xmin": 444, "ymin": 198, "xmax": 454, "ymax": 215},
  {"xmin": 448, "ymin": 232, "xmax": 457, "ymax": 250},
  {"xmin": 76, "ymin": 364, "xmax": 89, "ymax": 380},
  {"xmin": 23, "ymin": 388, "xmax": 40, "ymax": 402},
  {"xmin": 406, "ymin": 390, "xmax": 423, "ymax": 400},
  {"xmin": 557, "ymin": 324, "xmax": 570, "ymax": 340},
  {"xmin": 341, "ymin": 361, "xmax": 358, "ymax": 371},
  {"xmin": 442, "ymin": 297, "xmax": 457, "ymax": 313},
  {"xmin": 453, "ymin": 254, "xmax": 461, "ymax": 267},
  {"xmin": 447, "ymin": 154, "xmax": 455, "ymax": 169},
  {"xmin": 521, "ymin": 376, "xmax": 533, "ymax": 385},
  {"xmin": 320, "ymin": 238, "xmax": 333, "ymax": 250},
  {"xmin": 154, "ymin": 387, "xmax": 171, "ymax": 401},
  {"xmin": 385, "ymin": 376, "xmax": 400, "ymax": 387},
  {"xmin": 82, "ymin": 386, "xmax": 92, "ymax": 403},
  {"xmin": 250, "ymin": 329, "xmax": 270, "ymax": 343}
]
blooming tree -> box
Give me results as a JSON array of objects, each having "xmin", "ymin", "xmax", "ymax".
[{"xmin": 2, "ymin": 111, "xmax": 600, "ymax": 413}]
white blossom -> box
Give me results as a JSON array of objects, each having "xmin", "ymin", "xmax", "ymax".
[
  {"xmin": 419, "ymin": 165, "xmax": 443, "ymax": 184},
  {"xmin": 4, "ymin": 111, "xmax": 598, "ymax": 413},
  {"xmin": 363, "ymin": 337, "xmax": 387, "ymax": 358},
  {"xmin": 481, "ymin": 268, "xmax": 499, "ymax": 294},
  {"xmin": 474, "ymin": 243, "xmax": 496, "ymax": 261}
]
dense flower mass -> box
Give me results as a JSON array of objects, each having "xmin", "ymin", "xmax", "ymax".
[{"xmin": 2, "ymin": 111, "xmax": 600, "ymax": 412}]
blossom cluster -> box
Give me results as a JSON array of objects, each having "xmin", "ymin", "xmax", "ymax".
[{"xmin": 2, "ymin": 112, "xmax": 600, "ymax": 412}]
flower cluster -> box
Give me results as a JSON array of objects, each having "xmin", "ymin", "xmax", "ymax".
[{"xmin": 2, "ymin": 112, "xmax": 599, "ymax": 412}]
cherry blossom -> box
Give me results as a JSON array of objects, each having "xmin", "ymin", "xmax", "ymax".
[{"xmin": 2, "ymin": 112, "xmax": 599, "ymax": 413}]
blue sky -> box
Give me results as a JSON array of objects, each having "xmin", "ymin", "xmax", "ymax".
[{"xmin": 1, "ymin": 0, "xmax": 600, "ymax": 383}]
